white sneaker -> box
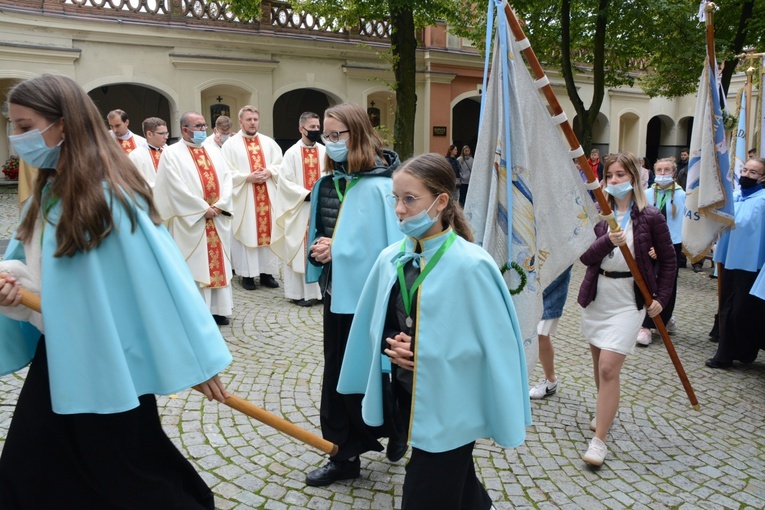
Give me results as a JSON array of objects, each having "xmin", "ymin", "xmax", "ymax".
[
  {"xmin": 582, "ymin": 437, "xmax": 607, "ymax": 466},
  {"xmin": 529, "ymin": 378, "xmax": 558, "ymax": 399},
  {"xmin": 636, "ymin": 327, "xmax": 652, "ymax": 346},
  {"xmin": 666, "ymin": 317, "xmax": 677, "ymax": 334},
  {"xmin": 589, "ymin": 417, "xmax": 597, "ymax": 432}
]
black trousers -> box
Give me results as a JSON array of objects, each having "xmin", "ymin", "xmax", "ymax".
[
  {"xmin": 402, "ymin": 442, "xmax": 492, "ymax": 510},
  {"xmin": 320, "ymin": 294, "xmax": 384, "ymax": 461},
  {"xmin": 0, "ymin": 338, "xmax": 214, "ymax": 510},
  {"xmin": 713, "ymin": 268, "xmax": 765, "ymax": 363}
]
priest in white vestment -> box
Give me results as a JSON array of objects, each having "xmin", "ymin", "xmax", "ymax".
[
  {"xmin": 107, "ymin": 109, "xmax": 147, "ymax": 155},
  {"xmin": 154, "ymin": 112, "xmax": 234, "ymax": 325},
  {"xmin": 271, "ymin": 112, "xmax": 324, "ymax": 306},
  {"xmin": 221, "ymin": 105, "xmax": 283, "ymax": 291},
  {"xmin": 128, "ymin": 117, "xmax": 169, "ymax": 187},
  {"xmin": 203, "ymin": 115, "xmax": 234, "ymax": 155}
]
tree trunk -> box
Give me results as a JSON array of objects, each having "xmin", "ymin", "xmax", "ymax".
[
  {"xmin": 720, "ymin": 0, "xmax": 754, "ymax": 96},
  {"xmin": 560, "ymin": 0, "xmax": 610, "ymax": 154},
  {"xmin": 389, "ymin": 0, "xmax": 416, "ymax": 160}
]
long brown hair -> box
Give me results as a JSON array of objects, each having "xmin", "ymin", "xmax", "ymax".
[
  {"xmin": 323, "ymin": 102, "xmax": 384, "ymax": 174},
  {"xmin": 11, "ymin": 74, "xmax": 160, "ymax": 257},
  {"xmin": 395, "ymin": 153, "xmax": 473, "ymax": 241},
  {"xmin": 602, "ymin": 152, "xmax": 648, "ymax": 212}
]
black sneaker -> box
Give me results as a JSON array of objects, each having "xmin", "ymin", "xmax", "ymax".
[
  {"xmin": 212, "ymin": 314, "xmax": 230, "ymax": 326},
  {"xmin": 305, "ymin": 458, "xmax": 360, "ymax": 487},
  {"xmin": 260, "ymin": 273, "xmax": 280, "ymax": 288},
  {"xmin": 241, "ymin": 277, "xmax": 257, "ymax": 290},
  {"xmin": 292, "ymin": 298, "xmax": 313, "ymax": 307}
]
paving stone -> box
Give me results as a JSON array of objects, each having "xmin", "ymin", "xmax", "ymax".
[{"xmin": 2, "ymin": 188, "xmax": 765, "ymax": 508}]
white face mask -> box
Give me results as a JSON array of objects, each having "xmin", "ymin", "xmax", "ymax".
[{"xmin": 654, "ymin": 175, "xmax": 674, "ymax": 187}]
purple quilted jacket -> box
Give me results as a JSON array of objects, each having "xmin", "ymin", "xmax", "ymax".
[{"xmin": 577, "ymin": 204, "xmax": 676, "ymax": 310}]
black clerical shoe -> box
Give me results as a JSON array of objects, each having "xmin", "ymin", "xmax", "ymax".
[
  {"xmin": 213, "ymin": 314, "xmax": 230, "ymax": 326},
  {"xmin": 386, "ymin": 435, "xmax": 408, "ymax": 462},
  {"xmin": 241, "ymin": 277, "xmax": 257, "ymax": 290},
  {"xmin": 260, "ymin": 273, "xmax": 280, "ymax": 288},
  {"xmin": 292, "ymin": 298, "xmax": 313, "ymax": 307},
  {"xmin": 305, "ymin": 458, "xmax": 360, "ymax": 487},
  {"xmin": 705, "ymin": 358, "xmax": 733, "ymax": 369}
]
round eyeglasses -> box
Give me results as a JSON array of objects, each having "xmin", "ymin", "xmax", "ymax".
[{"xmin": 385, "ymin": 194, "xmax": 437, "ymax": 208}]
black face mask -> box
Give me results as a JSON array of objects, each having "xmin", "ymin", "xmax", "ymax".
[
  {"xmin": 739, "ymin": 176, "xmax": 760, "ymax": 189},
  {"xmin": 305, "ymin": 130, "xmax": 322, "ymax": 143}
]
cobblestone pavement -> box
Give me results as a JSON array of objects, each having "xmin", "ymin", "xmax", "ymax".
[{"xmin": 1, "ymin": 187, "xmax": 764, "ymax": 509}]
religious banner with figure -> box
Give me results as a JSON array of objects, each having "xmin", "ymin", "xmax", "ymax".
[
  {"xmin": 465, "ymin": 1, "xmax": 597, "ymax": 373},
  {"xmin": 681, "ymin": 42, "xmax": 734, "ymax": 262}
]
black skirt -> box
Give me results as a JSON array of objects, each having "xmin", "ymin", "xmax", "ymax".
[{"xmin": 0, "ymin": 338, "xmax": 214, "ymax": 510}]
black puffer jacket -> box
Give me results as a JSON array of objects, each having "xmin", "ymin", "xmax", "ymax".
[
  {"xmin": 577, "ymin": 204, "xmax": 676, "ymax": 310},
  {"xmin": 308, "ymin": 149, "xmax": 400, "ymax": 290}
]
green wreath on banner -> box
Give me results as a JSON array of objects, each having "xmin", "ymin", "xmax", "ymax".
[{"xmin": 499, "ymin": 261, "xmax": 527, "ymax": 296}]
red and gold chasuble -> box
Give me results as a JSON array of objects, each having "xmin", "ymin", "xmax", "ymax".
[
  {"xmin": 188, "ymin": 146, "xmax": 227, "ymax": 288},
  {"xmin": 301, "ymin": 146, "xmax": 322, "ymax": 191},
  {"xmin": 244, "ymin": 136, "xmax": 272, "ymax": 246},
  {"xmin": 119, "ymin": 136, "xmax": 137, "ymax": 155},
  {"xmin": 149, "ymin": 147, "xmax": 162, "ymax": 171}
]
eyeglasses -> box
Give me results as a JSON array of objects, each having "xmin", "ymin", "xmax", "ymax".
[
  {"xmin": 385, "ymin": 194, "xmax": 437, "ymax": 208},
  {"xmin": 154, "ymin": 131, "xmax": 169, "ymax": 137},
  {"xmin": 185, "ymin": 123, "xmax": 208, "ymax": 130},
  {"xmin": 741, "ymin": 167, "xmax": 764, "ymax": 178},
  {"xmin": 321, "ymin": 130, "xmax": 349, "ymax": 143}
]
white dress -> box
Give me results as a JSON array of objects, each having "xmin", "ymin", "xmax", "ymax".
[{"xmin": 580, "ymin": 219, "xmax": 645, "ymax": 355}]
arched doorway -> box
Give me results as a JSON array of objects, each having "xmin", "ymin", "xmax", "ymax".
[
  {"xmin": 677, "ymin": 116, "xmax": 693, "ymax": 157},
  {"xmin": 366, "ymin": 90, "xmax": 396, "ymax": 149},
  {"xmin": 572, "ymin": 112, "xmax": 610, "ymax": 155},
  {"xmin": 618, "ymin": 112, "xmax": 640, "ymax": 154},
  {"xmin": 646, "ymin": 114, "xmax": 675, "ymax": 167},
  {"xmin": 88, "ymin": 84, "xmax": 172, "ymax": 141},
  {"xmin": 273, "ymin": 89, "xmax": 333, "ymax": 153},
  {"xmin": 0, "ymin": 78, "xmax": 23, "ymax": 164},
  {"xmin": 452, "ymin": 96, "xmax": 480, "ymax": 154}
]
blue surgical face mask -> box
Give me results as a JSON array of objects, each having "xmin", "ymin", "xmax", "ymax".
[
  {"xmin": 605, "ymin": 181, "xmax": 633, "ymax": 199},
  {"xmin": 654, "ymin": 175, "xmax": 674, "ymax": 187},
  {"xmin": 9, "ymin": 122, "xmax": 62, "ymax": 169},
  {"xmin": 219, "ymin": 133, "xmax": 231, "ymax": 144},
  {"xmin": 190, "ymin": 129, "xmax": 207, "ymax": 145},
  {"xmin": 398, "ymin": 197, "xmax": 440, "ymax": 238},
  {"xmin": 325, "ymin": 139, "xmax": 348, "ymax": 163}
]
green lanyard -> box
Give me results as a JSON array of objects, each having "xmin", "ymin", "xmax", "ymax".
[
  {"xmin": 334, "ymin": 176, "xmax": 359, "ymax": 202},
  {"xmin": 40, "ymin": 183, "xmax": 59, "ymax": 246},
  {"xmin": 396, "ymin": 230, "xmax": 457, "ymax": 326}
]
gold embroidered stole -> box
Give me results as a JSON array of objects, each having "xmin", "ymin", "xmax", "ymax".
[
  {"xmin": 244, "ymin": 136, "xmax": 272, "ymax": 246},
  {"xmin": 301, "ymin": 146, "xmax": 321, "ymax": 191},
  {"xmin": 149, "ymin": 147, "xmax": 162, "ymax": 171},
  {"xmin": 120, "ymin": 136, "xmax": 137, "ymax": 155},
  {"xmin": 188, "ymin": 146, "xmax": 227, "ymax": 288}
]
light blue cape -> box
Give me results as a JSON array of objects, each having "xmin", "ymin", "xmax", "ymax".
[
  {"xmin": 306, "ymin": 174, "xmax": 402, "ymax": 314},
  {"xmin": 338, "ymin": 230, "xmax": 531, "ymax": 453},
  {"xmin": 0, "ymin": 191, "xmax": 232, "ymax": 414},
  {"xmin": 713, "ymin": 188, "xmax": 765, "ymax": 272},
  {"xmin": 645, "ymin": 185, "xmax": 686, "ymax": 244}
]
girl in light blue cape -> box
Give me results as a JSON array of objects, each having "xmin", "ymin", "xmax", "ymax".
[
  {"xmin": 338, "ymin": 153, "xmax": 530, "ymax": 510},
  {"xmin": 0, "ymin": 75, "xmax": 231, "ymax": 509}
]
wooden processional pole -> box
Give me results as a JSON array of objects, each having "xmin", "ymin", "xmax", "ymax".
[{"xmin": 503, "ymin": 3, "xmax": 700, "ymax": 409}]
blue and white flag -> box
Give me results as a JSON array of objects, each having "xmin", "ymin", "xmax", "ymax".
[
  {"xmin": 730, "ymin": 89, "xmax": 746, "ymax": 192},
  {"xmin": 682, "ymin": 52, "xmax": 734, "ymax": 262},
  {"xmin": 464, "ymin": 1, "xmax": 597, "ymax": 373}
]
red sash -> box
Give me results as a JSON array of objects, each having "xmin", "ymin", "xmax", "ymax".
[
  {"xmin": 149, "ymin": 147, "xmax": 162, "ymax": 171},
  {"xmin": 301, "ymin": 146, "xmax": 321, "ymax": 191},
  {"xmin": 244, "ymin": 136, "xmax": 272, "ymax": 246},
  {"xmin": 188, "ymin": 146, "xmax": 227, "ymax": 288},
  {"xmin": 119, "ymin": 136, "xmax": 137, "ymax": 155}
]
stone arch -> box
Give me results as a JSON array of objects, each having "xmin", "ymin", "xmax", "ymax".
[
  {"xmin": 450, "ymin": 93, "xmax": 481, "ymax": 155},
  {"xmin": 365, "ymin": 88, "xmax": 396, "ymax": 149},
  {"xmin": 197, "ymin": 79, "xmax": 256, "ymax": 139},
  {"xmin": 618, "ymin": 110, "xmax": 641, "ymax": 154},
  {"xmin": 646, "ymin": 114, "xmax": 676, "ymax": 165},
  {"xmin": 272, "ymin": 88, "xmax": 336, "ymax": 153},
  {"xmin": 572, "ymin": 112, "xmax": 610, "ymax": 154},
  {"xmin": 84, "ymin": 77, "xmax": 177, "ymax": 140}
]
